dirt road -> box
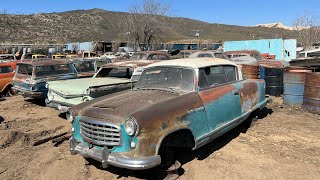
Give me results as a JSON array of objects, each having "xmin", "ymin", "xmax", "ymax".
[{"xmin": 0, "ymin": 96, "xmax": 319, "ymax": 180}]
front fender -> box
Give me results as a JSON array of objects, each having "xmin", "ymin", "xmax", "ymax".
[{"xmin": 0, "ymin": 83, "xmax": 12, "ymax": 93}]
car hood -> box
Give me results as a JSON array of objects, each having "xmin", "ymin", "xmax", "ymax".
[
  {"xmin": 48, "ymin": 77, "xmax": 131, "ymax": 96},
  {"xmin": 74, "ymin": 90, "xmax": 179, "ymax": 125}
]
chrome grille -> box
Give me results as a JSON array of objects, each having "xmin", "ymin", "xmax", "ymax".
[{"xmin": 79, "ymin": 118, "xmax": 121, "ymax": 146}]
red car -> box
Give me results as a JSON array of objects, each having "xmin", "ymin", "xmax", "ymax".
[{"xmin": 0, "ymin": 61, "xmax": 17, "ymax": 96}]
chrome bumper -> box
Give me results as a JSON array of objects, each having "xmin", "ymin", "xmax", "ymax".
[
  {"xmin": 69, "ymin": 136, "xmax": 161, "ymax": 170},
  {"xmin": 12, "ymin": 87, "xmax": 44, "ymax": 98},
  {"xmin": 46, "ymin": 100, "xmax": 72, "ymax": 112}
]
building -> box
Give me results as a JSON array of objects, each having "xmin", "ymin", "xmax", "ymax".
[{"xmin": 224, "ymin": 38, "xmax": 297, "ymax": 61}]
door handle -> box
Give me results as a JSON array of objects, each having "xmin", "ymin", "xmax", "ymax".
[{"xmin": 234, "ymin": 91, "xmax": 239, "ymax": 95}]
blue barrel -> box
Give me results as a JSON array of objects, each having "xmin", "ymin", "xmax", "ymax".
[
  {"xmin": 259, "ymin": 66, "xmax": 265, "ymax": 80},
  {"xmin": 283, "ymin": 70, "xmax": 312, "ymax": 106}
]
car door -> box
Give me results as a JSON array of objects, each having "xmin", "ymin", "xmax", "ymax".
[
  {"xmin": 198, "ymin": 65, "xmax": 242, "ymax": 133},
  {"xmin": 0, "ymin": 65, "xmax": 15, "ymax": 92}
]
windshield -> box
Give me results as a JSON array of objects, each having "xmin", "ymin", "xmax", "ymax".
[
  {"xmin": 17, "ymin": 64, "xmax": 33, "ymax": 76},
  {"xmin": 130, "ymin": 53, "xmax": 147, "ymax": 60},
  {"xmin": 35, "ymin": 64, "xmax": 74, "ymax": 76},
  {"xmin": 135, "ymin": 67, "xmax": 194, "ymax": 92},
  {"xmin": 74, "ymin": 61, "xmax": 95, "ymax": 73},
  {"xmin": 95, "ymin": 67, "xmax": 133, "ymax": 79}
]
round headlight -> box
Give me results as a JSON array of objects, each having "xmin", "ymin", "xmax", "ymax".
[
  {"xmin": 66, "ymin": 109, "xmax": 74, "ymax": 123},
  {"xmin": 125, "ymin": 117, "xmax": 139, "ymax": 136},
  {"xmin": 45, "ymin": 83, "xmax": 49, "ymax": 89},
  {"xmin": 47, "ymin": 90, "xmax": 54, "ymax": 102}
]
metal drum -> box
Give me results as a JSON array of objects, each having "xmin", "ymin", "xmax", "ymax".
[
  {"xmin": 283, "ymin": 70, "xmax": 312, "ymax": 106},
  {"xmin": 259, "ymin": 66, "xmax": 265, "ymax": 80},
  {"xmin": 303, "ymin": 72, "xmax": 320, "ymax": 113},
  {"xmin": 241, "ymin": 64, "xmax": 259, "ymax": 79},
  {"xmin": 264, "ymin": 67, "xmax": 284, "ymax": 97}
]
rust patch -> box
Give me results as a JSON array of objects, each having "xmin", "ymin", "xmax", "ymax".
[
  {"xmin": 199, "ymin": 85, "xmax": 236, "ymax": 105},
  {"xmin": 130, "ymin": 92, "xmax": 203, "ymax": 157},
  {"xmin": 238, "ymin": 81, "xmax": 259, "ymax": 111}
]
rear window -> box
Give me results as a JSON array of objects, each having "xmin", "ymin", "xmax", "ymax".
[
  {"xmin": 95, "ymin": 67, "xmax": 133, "ymax": 79},
  {"xmin": 74, "ymin": 61, "xmax": 95, "ymax": 73},
  {"xmin": 0, "ymin": 66, "xmax": 14, "ymax": 73},
  {"xmin": 35, "ymin": 64, "xmax": 74, "ymax": 76},
  {"xmin": 17, "ymin": 64, "xmax": 33, "ymax": 75},
  {"xmin": 130, "ymin": 53, "xmax": 147, "ymax": 60}
]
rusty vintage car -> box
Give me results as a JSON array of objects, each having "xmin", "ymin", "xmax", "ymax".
[
  {"xmin": 46, "ymin": 60, "xmax": 158, "ymax": 113},
  {"xmin": 0, "ymin": 61, "xmax": 17, "ymax": 96},
  {"xmin": 129, "ymin": 51, "xmax": 170, "ymax": 61},
  {"xmin": 223, "ymin": 50, "xmax": 289, "ymax": 68},
  {"xmin": 69, "ymin": 58, "xmax": 269, "ymax": 170},
  {"xmin": 12, "ymin": 59, "xmax": 78, "ymax": 99}
]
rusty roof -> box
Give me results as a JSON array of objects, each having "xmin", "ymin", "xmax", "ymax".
[
  {"xmin": 18, "ymin": 59, "xmax": 69, "ymax": 66},
  {"xmin": 100, "ymin": 60, "xmax": 160, "ymax": 69},
  {"xmin": 147, "ymin": 58, "xmax": 237, "ymax": 69}
]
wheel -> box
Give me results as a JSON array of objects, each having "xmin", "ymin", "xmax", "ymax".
[
  {"xmin": 5, "ymin": 87, "xmax": 14, "ymax": 97},
  {"xmin": 159, "ymin": 146, "xmax": 175, "ymax": 169}
]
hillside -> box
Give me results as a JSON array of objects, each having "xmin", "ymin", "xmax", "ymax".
[{"xmin": 0, "ymin": 8, "xmax": 299, "ymax": 43}]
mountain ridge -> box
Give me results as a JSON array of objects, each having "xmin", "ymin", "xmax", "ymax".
[{"xmin": 0, "ymin": 8, "xmax": 299, "ymax": 43}]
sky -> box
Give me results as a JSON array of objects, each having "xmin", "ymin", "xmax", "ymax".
[{"xmin": 1, "ymin": 0, "xmax": 319, "ymax": 26}]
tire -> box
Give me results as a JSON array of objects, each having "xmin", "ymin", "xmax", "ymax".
[
  {"xmin": 5, "ymin": 87, "xmax": 14, "ymax": 97},
  {"xmin": 159, "ymin": 146, "xmax": 175, "ymax": 169}
]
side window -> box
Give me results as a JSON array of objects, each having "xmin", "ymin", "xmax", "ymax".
[
  {"xmin": 147, "ymin": 54, "xmax": 159, "ymax": 60},
  {"xmin": 0, "ymin": 66, "xmax": 14, "ymax": 73},
  {"xmin": 198, "ymin": 65, "xmax": 237, "ymax": 89}
]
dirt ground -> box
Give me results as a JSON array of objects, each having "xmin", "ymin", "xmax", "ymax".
[{"xmin": 0, "ymin": 95, "xmax": 319, "ymax": 180}]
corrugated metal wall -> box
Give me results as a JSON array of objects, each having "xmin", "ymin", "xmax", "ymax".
[{"xmin": 224, "ymin": 38, "xmax": 296, "ymax": 61}]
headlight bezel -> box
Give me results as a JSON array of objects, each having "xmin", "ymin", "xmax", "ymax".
[
  {"xmin": 66, "ymin": 108, "xmax": 74, "ymax": 123},
  {"xmin": 125, "ymin": 117, "xmax": 139, "ymax": 137},
  {"xmin": 47, "ymin": 90, "xmax": 54, "ymax": 102}
]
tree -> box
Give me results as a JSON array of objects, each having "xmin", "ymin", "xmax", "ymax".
[
  {"xmin": 293, "ymin": 12, "xmax": 320, "ymax": 50},
  {"xmin": 122, "ymin": 0, "xmax": 171, "ymax": 50}
]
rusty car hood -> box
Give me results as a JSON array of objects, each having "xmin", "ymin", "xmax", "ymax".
[{"xmin": 76, "ymin": 90, "xmax": 179, "ymax": 124}]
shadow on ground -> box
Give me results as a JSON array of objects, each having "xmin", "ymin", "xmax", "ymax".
[
  {"xmin": 0, "ymin": 116, "xmax": 4, "ymax": 123},
  {"xmin": 26, "ymin": 98, "xmax": 46, "ymax": 107},
  {"xmin": 84, "ymin": 107, "xmax": 273, "ymax": 179}
]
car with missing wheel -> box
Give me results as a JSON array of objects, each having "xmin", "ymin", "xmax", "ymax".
[
  {"xmin": 12, "ymin": 59, "xmax": 78, "ymax": 99},
  {"xmin": 46, "ymin": 60, "xmax": 159, "ymax": 114},
  {"xmin": 0, "ymin": 61, "xmax": 17, "ymax": 97},
  {"xmin": 69, "ymin": 58, "xmax": 269, "ymax": 170}
]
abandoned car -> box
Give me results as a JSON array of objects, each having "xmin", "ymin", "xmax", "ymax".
[
  {"xmin": 224, "ymin": 50, "xmax": 289, "ymax": 67},
  {"xmin": 46, "ymin": 60, "xmax": 158, "ymax": 113},
  {"xmin": 129, "ymin": 51, "xmax": 170, "ymax": 61},
  {"xmin": 188, "ymin": 50, "xmax": 228, "ymax": 59},
  {"xmin": 12, "ymin": 59, "xmax": 78, "ymax": 99},
  {"xmin": 0, "ymin": 61, "xmax": 17, "ymax": 97},
  {"xmin": 69, "ymin": 58, "xmax": 268, "ymax": 170},
  {"xmin": 68, "ymin": 58, "xmax": 111, "ymax": 78}
]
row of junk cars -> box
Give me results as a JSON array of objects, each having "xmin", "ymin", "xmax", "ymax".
[{"xmin": 0, "ymin": 49, "xmax": 318, "ymax": 173}]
